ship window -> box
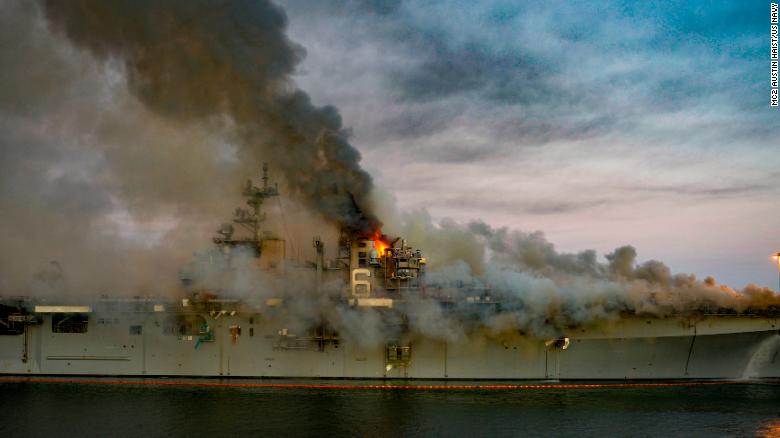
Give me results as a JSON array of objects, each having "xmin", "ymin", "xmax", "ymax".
[
  {"xmin": 129, "ymin": 325, "xmax": 142, "ymax": 335},
  {"xmin": 249, "ymin": 327, "xmax": 254, "ymax": 337},
  {"xmin": 0, "ymin": 305, "xmax": 24, "ymax": 335},
  {"xmin": 52, "ymin": 313, "xmax": 88, "ymax": 334},
  {"xmin": 0, "ymin": 319, "xmax": 23, "ymax": 335},
  {"xmin": 386, "ymin": 343, "xmax": 411, "ymax": 363}
]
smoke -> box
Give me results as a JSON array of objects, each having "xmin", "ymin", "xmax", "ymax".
[
  {"xmin": 2, "ymin": 0, "xmax": 778, "ymax": 344},
  {"xmin": 0, "ymin": 0, "xmax": 378, "ymax": 297},
  {"xmin": 396, "ymin": 215, "xmax": 779, "ymax": 338},
  {"xmin": 0, "ymin": 0, "xmax": 223, "ymax": 298},
  {"xmin": 39, "ymin": 0, "xmax": 378, "ymax": 233}
]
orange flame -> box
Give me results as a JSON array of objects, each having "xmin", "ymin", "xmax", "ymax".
[{"xmin": 372, "ymin": 229, "xmax": 390, "ymax": 255}]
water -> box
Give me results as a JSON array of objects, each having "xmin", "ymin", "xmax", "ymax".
[{"xmin": 1, "ymin": 379, "xmax": 779, "ymax": 437}]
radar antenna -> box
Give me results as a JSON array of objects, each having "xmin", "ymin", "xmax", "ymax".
[{"xmin": 213, "ymin": 163, "xmax": 279, "ymax": 254}]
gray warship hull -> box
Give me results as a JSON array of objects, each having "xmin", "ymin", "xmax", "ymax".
[
  {"xmin": 2, "ymin": 310, "xmax": 779, "ymax": 380},
  {"xmin": 4, "ymin": 168, "xmax": 778, "ymax": 381}
]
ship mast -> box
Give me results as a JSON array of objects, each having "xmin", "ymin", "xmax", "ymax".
[{"xmin": 213, "ymin": 163, "xmax": 279, "ymax": 255}]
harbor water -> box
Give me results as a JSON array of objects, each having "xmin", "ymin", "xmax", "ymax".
[{"xmin": 1, "ymin": 378, "xmax": 779, "ymax": 437}]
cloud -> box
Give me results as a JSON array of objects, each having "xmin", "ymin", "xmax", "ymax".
[
  {"xmin": 623, "ymin": 183, "xmax": 772, "ymax": 199},
  {"xmin": 281, "ymin": 0, "xmax": 774, "ymax": 156}
]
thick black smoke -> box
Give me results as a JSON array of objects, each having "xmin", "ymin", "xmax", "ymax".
[{"xmin": 41, "ymin": 0, "xmax": 379, "ymax": 233}]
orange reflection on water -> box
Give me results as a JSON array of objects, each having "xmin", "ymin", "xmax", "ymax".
[{"xmin": 756, "ymin": 419, "xmax": 780, "ymax": 438}]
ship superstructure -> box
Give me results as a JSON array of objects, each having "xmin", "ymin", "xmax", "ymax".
[{"xmin": 1, "ymin": 166, "xmax": 780, "ymax": 380}]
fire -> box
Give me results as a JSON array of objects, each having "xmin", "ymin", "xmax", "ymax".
[{"xmin": 372, "ymin": 230, "xmax": 390, "ymax": 255}]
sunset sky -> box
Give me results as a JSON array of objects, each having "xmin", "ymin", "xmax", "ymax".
[
  {"xmin": 279, "ymin": 0, "xmax": 780, "ymax": 288},
  {"xmin": 1, "ymin": 0, "xmax": 778, "ymax": 293}
]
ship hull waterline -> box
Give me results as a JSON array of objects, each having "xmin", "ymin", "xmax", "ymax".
[{"xmin": 2, "ymin": 313, "xmax": 780, "ymax": 380}]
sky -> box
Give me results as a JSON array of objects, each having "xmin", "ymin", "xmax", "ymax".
[
  {"xmin": 0, "ymin": 0, "xmax": 777, "ymax": 296},
  {"xmin": 274, "ymin": 0, "xmax": 780, "ymax": 288}
]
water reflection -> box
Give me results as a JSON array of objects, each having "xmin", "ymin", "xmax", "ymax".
[
  {"xmin": 0, "ymin": 380, "xmax": 778, "ymax": 437},
  {"xmin": 757, "ymin": 419, "xmax": 780, "ymax": 438}
]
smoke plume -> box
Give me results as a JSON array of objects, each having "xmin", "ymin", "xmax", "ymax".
[
  {"xmin": 40, "ymin": 0, "xmax": 378, "ymax": 233},
  {"xmin": 1, "ymin": 1, "xmax": 777, "ymax": 344},
  {"xmin": 0, "ymin": 0, "xmax": 377, "ymax": 297},
  {"xmin": 391, "ymin": 215, "xmax": 779, "ymax": 339}
]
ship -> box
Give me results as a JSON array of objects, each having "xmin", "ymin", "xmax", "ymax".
[{"xmin": 1, "ymin": 165, "xmax": 779, "ymax": 380}]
